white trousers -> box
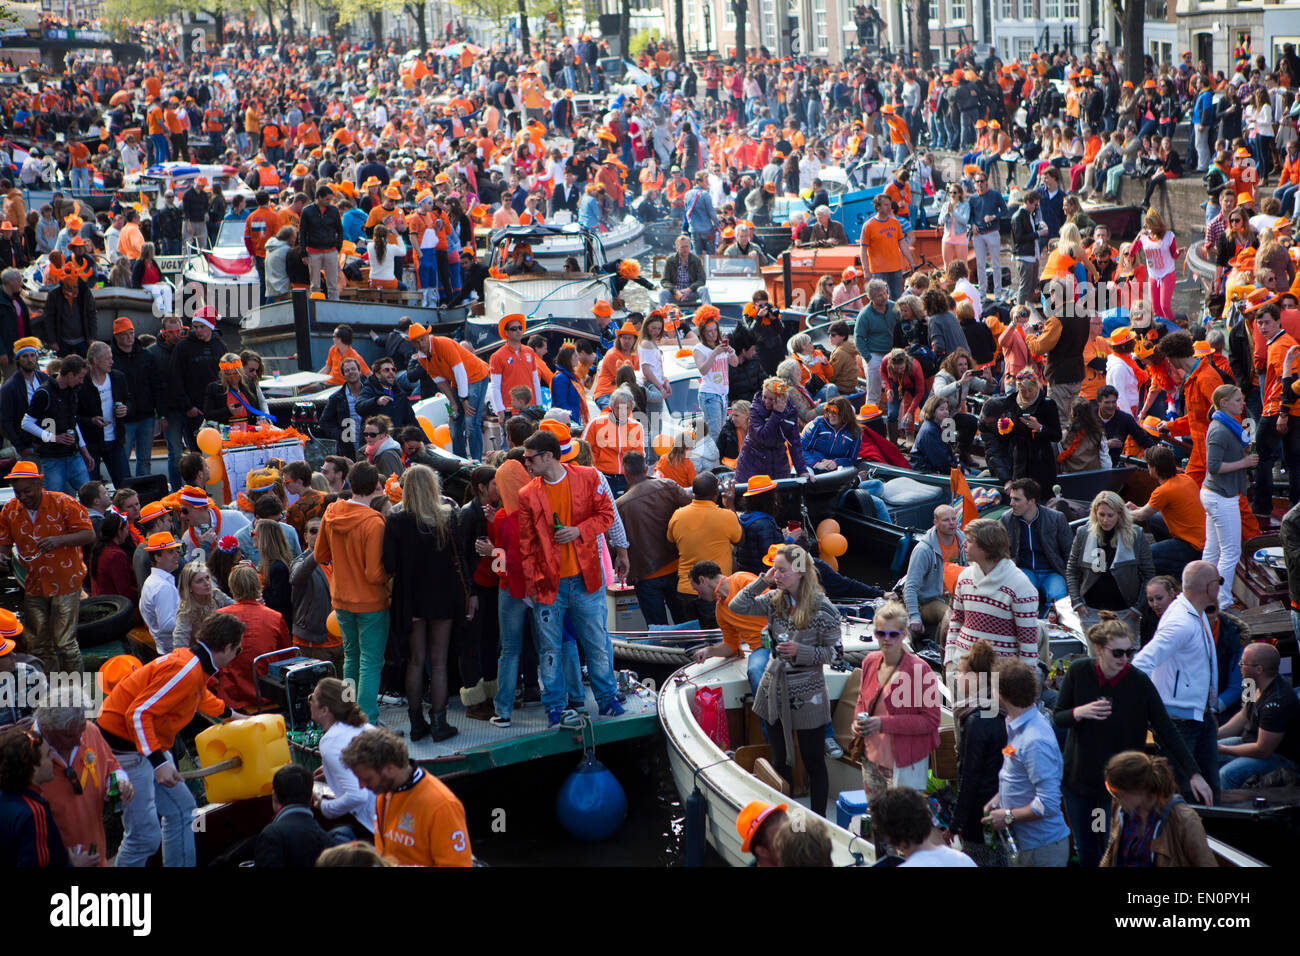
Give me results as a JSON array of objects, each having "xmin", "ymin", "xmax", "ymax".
[
  {"xmin": 971, "ymin": 230, "xmax": 1002, "ymax": 297},
  {"xmin": 1199, "ymin": 487, "xmax": 1240, "ymax": 608}
]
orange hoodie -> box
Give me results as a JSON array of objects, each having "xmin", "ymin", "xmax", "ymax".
[{"xmin": 314, "ymin": 498, "xmax": 390, "ymax": 613}]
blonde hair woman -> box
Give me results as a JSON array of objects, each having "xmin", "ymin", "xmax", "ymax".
[
  {"xmin": 775, "ymin": 357, "xmax": 816, "ymax": 425},
  {"xmin": 1066, "ymin": 490, "xmax": 1154, "ymax": 634},
  {"xmin": 1138, "ymin": 208, "xmax": 1179, "ymax": 322},
  {"xmin": 851, "ymin": 600, "xmax": 941, "ymax": 800},
  {"xmin": 381, "ymin": 465, "xmax": 471, "ymax": 742},
  {"xmin": 173, "ymin": 561, "xmax": 233, "ymax": 648},
  {"xmin": 254, "ymin": 518, "xmax": 295, "ymax": 625},
  {"xmin": 728, "ymin": 544, "xmax": 841, "ymax": 817},
  {"xmin": 1201, "ymin": 384, "xmax": 1256, "ymax": 609}
]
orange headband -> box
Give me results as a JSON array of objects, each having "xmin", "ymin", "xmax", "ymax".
[{"xmin": 219, "ymin": 360, "xmax": 243, "ymax": 371}]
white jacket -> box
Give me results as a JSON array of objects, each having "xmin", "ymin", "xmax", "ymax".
[{"xmin": 1132, "ymin": 593, "xmax": 1218, "ymax": 721}]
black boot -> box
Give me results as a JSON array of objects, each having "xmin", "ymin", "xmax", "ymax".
[
  {"xmin": 408, "ymin": 707, "xmax": 431, "ymax": 742},
  {"xmin": 431, "ymin": 709, "xmax": 459, "ymax": 742}
]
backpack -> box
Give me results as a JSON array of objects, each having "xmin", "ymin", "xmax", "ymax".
[{"xmin": 907, "ymin": 342, "xmax": 941, "ymax": 379}]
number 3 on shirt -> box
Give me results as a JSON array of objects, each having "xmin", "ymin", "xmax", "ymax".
[{"xmin": 451, "ymin": 829, "xmax": 467, "ymax": 853}]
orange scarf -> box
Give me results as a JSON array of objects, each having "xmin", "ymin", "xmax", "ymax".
[
  {"xmin": 1056, "ymin": 431, "xmax": 1086, "ymax": 464},
  {"xmin": 185, "ymin": 507, "xmax": 221, "ymax": 549}
]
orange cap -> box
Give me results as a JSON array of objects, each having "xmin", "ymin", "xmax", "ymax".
[
  {"xmin": 7, "ymin": 460, "xmax": 41, "ymax": 480},
  {"xmin": 112, "ymin": 316, "xmax": 134, "ymax": 335},
  {"xmin": 98, "ymin": 654, "xmax": 142, "ymax": 695},
  {"xmin": 743, "ymin": 475, "xmax": 777, "ymax": 496},
  {"xmin": 736, "ymin": 800, "xmax": 787, "ymax": 853}
]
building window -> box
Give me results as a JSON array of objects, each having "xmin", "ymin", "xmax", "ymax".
[
  {"xmin": 761, "ymin": 0, "xmax": 777, "ymax": 48},
  {"xmin": 949, "ymin": 0, "xmax": 965, "ymax": 21},
  {"xmin": 1019, "ymin": 0, "xmax": 1034, "ymax": 17},
  {"xmin": 999, "ymin": 0, "xmax": 1015, "ymax": 18},
  {"xmin": 928, "ymin": 0, "xmax": 938, "ymax": 22},
  {"xmin": 1016, "ymin": 37, "xmax": 1033, "ymax": 62},
  {"xmin": 1044, "ymin": 0, "xmax": 1059, "ymax": 17},
  {"xmin": 1062, "ymin": 0, "xmax": 1079, "ymax": 17},
  {"xmin": 813, "ymin": 0, "xmax": 828, "ymax": 51}
]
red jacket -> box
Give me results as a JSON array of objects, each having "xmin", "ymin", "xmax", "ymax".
[
  {"xmin": 858, "ymin": 426, "xmax": 909, "ymax": 466},
  {"xmin": 214, "ymin": 600, "xmax": 291, "ymax": 711},
  {"xmin": 516, "ymin": 464, "xmax": 613, "ymax": 604},
  {"xmin": 489, "ymin": 509, "xmax": 526, "ymax": 600},
  {"xmin": 854, "ymin": 649, "xmax": 942, "ymax": 767}
]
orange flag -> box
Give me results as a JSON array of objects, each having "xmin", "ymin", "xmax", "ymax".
[{"xmin": 949, "ymin": 468, "xmax": 979, "ymax": 528}]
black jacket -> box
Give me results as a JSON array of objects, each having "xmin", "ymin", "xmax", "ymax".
[
  {"xmin": 981, "ymin": 388, "xmax": 1062, "ymax": 494},
  {"xmin": 181, "ymin": 187, "xmax": 209, "ymax": 222},
  {"xmin": 153, "ymin": 202, "xmax": 183, "ymax": 241},
  {"xmin": 950, "ymin": 707, "xmax": 1007, "ymax": 842},
  {"xmin": 25, "ymin": 377, "xmax": 82, "ymax": 459},
  {"xmin": 171, "ymin": 332, "xmax": 228, "ymax": 415},
  {"xmin": 318, "ymin": 383, "xmax": 362, "ymax": 460},
  {"xmin": 77, "ymin": 370, "xmax": 130, "ymax": 451},
  {"xmin": 728, "ymin": 355, "xmax": 765, "ymax": 406},
  {"xmin": 253, "ymin": 805, "xmax": 332, "ymax": 867},
  {"xmin": 357, "ymin": 373, "xmax": 415, "ymax": 430},
  {"xmin": 146, "ymin": 338, "xmax": 185, "ymax": 414},
  {"xmin": 1010, "ymin": 205, "xmax": 1041, "ymax": 259},
  {"xmin": 0, "ymin": 369, "xmax": 47, "ymax": 456},
  {"xmin": 41, "ymin": 281, "xmax": 98, "ymax": 349},
  {"xmin": 0, "ymin": 293, "xmax": 32, "ymax": 360},
  {"xmin": 111, "ymin": 341, "xmax": 163, "ymax": 422},
  {"xmin": 550, "ymin": 182, "xmax": 581, "ymax": 216},
  {"xmin": 203, "ymin": 379, "xmax": 260, "ymax": 424},
  {"xmin": 298, "ymin": 201, "xmax": 344, "ymax": 251}
]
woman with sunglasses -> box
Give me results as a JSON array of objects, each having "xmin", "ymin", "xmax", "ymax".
[
  {"xmin": 729, "ymin": 544, "xmax": 840, "ymax": 817},
  {"xmin": 1053, "ymin": 612, "xmax": 1210, "ymax": 867},
  {"xmin": 937, "ymin": 182, "xmax": 970, "ymax": 268},
  {"xmin": 851, "ymin": 600, "xmax": 941, "ymax": 802},
  {"xmin": 1099, "ymin": 751, "xmax": 1217, "ymax": 867}
]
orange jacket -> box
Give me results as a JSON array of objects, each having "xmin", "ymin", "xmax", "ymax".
[
  {"xmin": 314, "ymin": 499, "xmax": 390, "ymax": 613},
  {"xmin": 1281, "ymin": 153, "xmax": 1300, "ymax": 188},
  {"xmin": 97, "ymin": 647, "xmax": 227, "ymax": 759},
  {"xmin": 243, "ymin": 206, "xmax": 281, "ymax": 258},
  {"xmin": 582, "ymin": 412, "xmax": 645, "ymax": 477},
  {"xmin": 1080, "ymin": 335, "xmax": 1111, "ymax": 401},
  {"xmin": 417, "ymin": 336, "xmax": 489, "ymax": 390},
  {"xmin": 1261, "ymin": 330, "xmax": 1299, "ymax": 417},
  {"xmin": 517, "ymin": 464, "xmax": 613, "ymax": 604},
  {"xmin": 593, "ymin": 347, "xmax": 639, "ymax": 399}
]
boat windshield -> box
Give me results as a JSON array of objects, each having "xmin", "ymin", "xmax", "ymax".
[
  {"xmin": 704, "ymin": 256, "xmax": 761, "ymax": 277},
  {"xmin": 214, "ymin": 219, "xmax": 246, "ymax": 248}
]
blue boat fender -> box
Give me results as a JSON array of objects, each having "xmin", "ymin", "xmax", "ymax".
[{"xmin": 555, "ymin": 749, "xmax": 628, "ymax": 842}]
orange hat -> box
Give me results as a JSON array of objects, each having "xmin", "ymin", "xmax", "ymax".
[
  {"xmin": 145, "ymin": 532, "xmax": 181, "ymax": 552},
  {"xmin": 138, "ymin": 501, "xmax": 169, "ymax": 525},
  {"xmin": 962, "ymin": 163, "xmax": 980, "ymax": 176},
  {"xmin": 841, "ymin": 266, "xmax": 859, "ymax": 281},
  {"xmin": 178, "ymin": 485, "xmax": 212, "ymax": 509},
  {"xmin": 112, "ymin": 316, "xmax": 134, "ymax": 335},
  {"xmin": 1122, "ymin": 80, "xmax": 1134, "ymax": 89},
  {"xmin": 1143, "ymin": 80, "xmax": 1156, "ymax": 89},
  {"xmin": 743, "ymin": 475, "xmax": 777, "ymax": 497},
  {"xmin": 383, "ymin": 184, "xmax": 402, "ymax": 200},
  {"xmin": 0, "ymin": 608, "xmax": 21, "ymax": 639},
  {"xmin": 855, "ymin": 403, "xmax": 883, "ymax": 423},
  {"xmin": 736, "ymin": 800, "xmax": 787, "ymax": 854},
  {"xmin": 989, "ymin": 120, "xmax": 1000, "ymax": 129},
  {"xmin": 1193, "ymin": 341, "xmax": 1215, "ymax": 357},
  {"xmin": 407, "ymin": 322, "xmax": 431, "ymax": 340},
  {"xmin": 384, "ymin": 473, "xmax": 403, "ymax": 504},
  {"xmin": 763, "ymin": 181, "xmax": 777, "ymax": 194},
  {"xmin": 537, "ymin": 419, "xmax": 578, "ymax": 462},
  {"xmin": 1140, "ymin": 415, "xmax": 1164, "ymax": 436},
  {"xmin": 975, "ymin": 119, "xmax": 987, "ymax": 129},
  {"xmin": 591, "ymin": 300, "xmax": 613, "ymax": 318},
  {"xmin": 1234, "ymin": 147, "xmax": 1252, "ymax": 159},
  {"xmin": 963, "ymin": 70, "xmax": 976, "ymax": 81},
  {"xmin": 7, "ymin": 460, "xmax": 41, "ymax": 481},
  {"xmin": 434, "ymin": 172, "xmax": 450, "ymax": 184},
  {"xmin": 881, "ymin": 104, "xmax": 895, "ymax": 114},
  {"xmin": 1108, "ymin": 327, "xmax": 1136, "ymax": 346},
  {"xmin": 615, "ymin": 321, "xmax": 638, "ymax": 337},
  {"xmin": 362, "ymin": 176, "xmax": 382, "ymax": 189},
  {"xmin": 1081, "ymin": 68, "xmax": 1093, "ymax": 78},
  {"xmin": 98, "ymin": 654, "xmax": 142, "ymax": 695},
  {"xmin": 498, "ymin": 313, "xmax": 526, "ymax": 338}
]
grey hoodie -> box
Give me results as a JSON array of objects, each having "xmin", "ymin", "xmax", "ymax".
[
  {"xmin": 290, "ymin": 550, "xmax": 332, "ymax": 646},
  {"xmin": 264, "ymin": 235, "xmax": 292, "ymax": 296},
  {"xmin": 904, "ymin": 525, "xmax": 967, "ymax": 622}
]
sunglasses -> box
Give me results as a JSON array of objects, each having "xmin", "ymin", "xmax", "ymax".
[
  {"xmin": 1108, "ymin": 647, "xmax": 1138, "ymax": 659},
  {"xmin": 523, "ymin": 453, "xmax": 540, "ymax": 463},
  {"xmin": 363, "ymin": 432, "xmax": 379, "ymax": 439},
  {"xmin": 63, "ymin": 763, "xmax": 83, "ymax": 796},
  {"xmin": 874, "ymin": 629, "xmax": 905, "ymax": 641},
  {"xmin": 505, "ymin": 325, "xmax": 522, "ymax": 332},
  {"xmin": 975, "ymin": 178, "xmax": 987, "ymax": 183}
]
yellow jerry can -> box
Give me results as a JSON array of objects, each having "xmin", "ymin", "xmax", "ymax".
[{"xmin": 194, "ymin": 714, "xmax": 291, "ymax": 803}]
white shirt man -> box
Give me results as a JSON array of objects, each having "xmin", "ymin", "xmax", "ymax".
[
  {"xmin": 1105, "ymin": 350, "xmax": 1141, "ymax": 418},
  {"xmin": 140, "ymin": 537, "xmax": 182, "ymax": 654}
]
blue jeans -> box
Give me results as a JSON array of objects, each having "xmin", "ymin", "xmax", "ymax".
[
  {"xmin": 1219, "ymin": 735, "xmax": 1298, "ymax": 791},
  {"xmin": 337, "ymin": 608, "xmax": 390, "ymax": 724},
  {"xmin": 1062, "ymin": 783, "xmax": 1111, "ymax": 868},
  {"xmin": 747, "ymin": 646, "xmax": 769, "ymax": 697},
  {"xmin": 163, "ymin": 414, "xmax": 188, "ymax": 490},
  {"xmin": 451, "ymin": 375, "xmax": 488, "ymax": 461},
  {"xmin": 115, "ymin": 751, "xmax": 196, "ymax": 867},
  {"xmin": 1151, "ymin": 537, "xmax": 1201, "ymax": 578},
  {"xmin": 531, "ymin": 575, "xmax": 617, "ymax": 713},
  {"xmin": 71, "ymin": 165, "xmax": 91, "ymax": 192},
  {"xmin": 700, "ymin": 392, "xmax": 725, "ymax": 445},
  {"xmin": 1168, "ymin": 715, "xmax": 1221, "ymax": 803},
  {"xmin": 1275, "ymin": 183, "xmax": 1299, "ymax": 217},
  {"xmin": 874, "ymin": 270, "xmax": 903, "ymax": 298},
  {"xmin": 858, "ymin": 478, "xmax": 892, "ymax": 522},
  {"xmin": 658, "ymin": 288, "xmax": 711, "ymax": 308},
  {"xmin": 561, "ymin": 617, "xmax": 584, "ymax": 703},
  {"xmin": 634, "ymin": 571, "xmax": 684, "ymax": 626},
  {"xmin": 90, "ymin": 439, "xmax": 131, "ymax": 487},
  {"xmin": 493, "ymin": 589, "xmax": 535, "ymax": 720},
  {"xmin": 38, "ymin": 453, "xmax": 91, "ymax": 496},
  {"xmin": 122, "ymin": 417, "xmax": 156, "ymax": 477},
  {"xmin": 960, "ymin": 111, "xmax": 977, "ymax": 148},
  {"xmin": 1022, "ymin": 568, "xmax": 1067, "ymax": 614}
]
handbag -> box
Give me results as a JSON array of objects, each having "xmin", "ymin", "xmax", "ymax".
[{"xmin": 692, "ymin": 685, "xmax": 730, "ymax": 750}]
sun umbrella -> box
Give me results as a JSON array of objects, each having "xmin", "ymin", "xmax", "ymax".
[{"xmin": 439, "ymin": 41, "xmax": 483, "ymax": 57}]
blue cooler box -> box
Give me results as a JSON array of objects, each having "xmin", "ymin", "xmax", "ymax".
[{"xmin": 836, "ymin": 789, "xmax": 869, "ymax": 832}]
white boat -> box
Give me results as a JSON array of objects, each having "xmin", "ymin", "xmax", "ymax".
[
  {"xmin": 529, "ymin": 212, "xmax": 648, "ymax": 270},
  {"xmin": 22, "ymin": 257, "xmax": 175, "ymax": 338},
  {"xmin": 181, "ymin": 219, "xmax": 260, "ymax": 320},
  {"xmin": 648, "ymin": 253, "xmax": 766, "ymax": 324}
]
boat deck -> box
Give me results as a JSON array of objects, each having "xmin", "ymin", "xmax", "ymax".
[{"xmin": 380, "ymin": 686, "xmax": 658, "ymax": 779}]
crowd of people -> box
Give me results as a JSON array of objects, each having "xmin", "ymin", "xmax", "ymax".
[{"xmin": 1, "ymin": 17, "xmax": 1300, "ymax": 869}]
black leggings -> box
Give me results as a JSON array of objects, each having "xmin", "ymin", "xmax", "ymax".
[
  {"xmin": 406, "ymin": 618, "xmax": 453, "ymax": 714},
  {"xmin": 458, "ymin": 582, "xmax": 500, "ymax": 688},
  {"xmin": 768, "ymin": 721, "xmax": 829, "ymax": 818}
]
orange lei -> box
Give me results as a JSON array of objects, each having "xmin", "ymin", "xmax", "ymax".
[
  {"xmin": 185, "ymin": 507, "xmax": 221, "ymax": 549},
  {"xmin": 1056, "ymin": 431, "xmax": 1086, "ymax": 464}
]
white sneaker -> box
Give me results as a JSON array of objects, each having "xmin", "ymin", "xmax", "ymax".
[{"xmin": 824, "ymin": 736, "xmax": 844, "ymax": 759}]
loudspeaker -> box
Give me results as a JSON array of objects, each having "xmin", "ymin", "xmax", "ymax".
[
  {"xmin": 119, "ymin": 473, "xmax": 169, "ymax": 506},
  {"xmin": 599, "ymin": 13, "xmax": 621, "ymax": 36}
]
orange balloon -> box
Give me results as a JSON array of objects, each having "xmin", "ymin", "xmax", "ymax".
[
  {"xmin": 417, "ymin": 415, "xmax": 437, "ymax": 442},
  {"xmin": 433, "ymin": 423, "xmax": 452, "ymax": 447},
  {"xmin": 815, "ymin": 518, "xmax": 841, "ymax": 539},
  {"xmin": 820, "ymin": 553, "xmax": 838, "ymax": 572},
  {"xmin": 819, "ymin": 532, "xmax": 848, "ymax": 558},
  {"xmin": 326, "ymin": 611, "xmax": 342, "ymax": 638},
  {"xmin": 197, "ymin": 427, "xmax": 222, "ymax": 456},
  {"xmin": 206, "ymin": 455, "xmax": 224, "ymax": 482},
  {"xmin": 652, "ymin": 433, "xmax": 674, "ymax": 457}
]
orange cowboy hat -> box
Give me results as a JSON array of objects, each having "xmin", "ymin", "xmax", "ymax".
[
  {"xmin": 744, "ymin": 475, "xmax": 777, "ymax": 497},
  {"xmin": 7, "ymin": 460, "xmax": 41, "ymax": 480},
  {"xmin": 498, "ymin": 313, "xmax": 527, "ymax": 338},
  {"xmin": 615, "ymin": 321, "xmax": 638, "ymax": 337},
  {"xmin": 407, "ymin": 322, "xmax": 431, "ymax": 340},
  {"xmin": 1193, "ymin": 341, "xmax": 1215, "ymax": 357},
  {"xmin": 383, "ymin": 184, "xmax": 402, "ymax": 200},
  {"xmin": 1108, "ymin": 327, "xmax": 1136, "ymax": 346}
]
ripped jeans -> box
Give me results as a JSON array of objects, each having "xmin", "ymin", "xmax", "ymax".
[{"xmin": 531, "ymin": 575, "xmax": 618, "ymax": 713}]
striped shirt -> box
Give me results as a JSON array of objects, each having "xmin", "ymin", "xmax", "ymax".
[{"xmin": 947, "ymin": 558, "xmax": 1040, "ymax": 665}]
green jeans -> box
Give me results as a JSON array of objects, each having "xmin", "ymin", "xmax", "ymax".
[{"xmin": 337, "ymin": 608, "xmax": 390, "ymax": 723}]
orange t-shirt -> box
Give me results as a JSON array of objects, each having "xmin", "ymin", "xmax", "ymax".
[
  {"xmin": 373, "ymin": 768, "xmax": 473, "ymax": 866},
  {"xmin": 69, "ymin": 142, "xmax": 90, "ymax": 168},
  {"xmin": 1147, "ymin": 474, "xmax": 1206, "ymax": 551},
  {"xmin": 543, "ymin": 473, "xmax": 579, "ymax": 578},
  {"xmin": 655, "ymin": 456, "xmax": 696, "ymax": 488},
  {"xmin": 164, "ymin": 107, "xmax": 184, "ymax": 134},
  {"xmin": 593, "ymin": 348, "xmax": 639, "ymax": 399},
  {"xmin": 0, "ymin": 491, "xmax": 92, "ymax": 597},
  {"xmin": 243, "ymin": 206, "xmax": 281, "ymax": 258},
  {"xmin": 860, "ymin": 215, "xmax": 906, "ymax": 274},
  {"xmin": 715, "ymin": 572, "xmax": 765, "ymax": 652},
  {"xmin": 36, "ymin": 721, "xmax": 120, "ymax": 864},
  {"xmin": 489, "ymin": 344, "xmax": 541, "ymax": 404},
  {"xmin": 147, "ymin": 105, "xmax": 165, "ymax": 135},
  {"xmin": 419, "ymin": 336, "xmax": 489, "ymax": 386},
  {"xmin": 324, "ymin": 345, "xmax": 371, "ymax": 385}
]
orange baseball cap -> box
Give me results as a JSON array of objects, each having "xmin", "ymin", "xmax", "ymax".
[{"xmin": 841, "ymin": 266, "xmax": 859, "ymax": 280}]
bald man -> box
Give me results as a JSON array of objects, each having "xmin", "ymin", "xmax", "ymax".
[
  {"xmin": 903, "ymin": 504, "xmax": 966, "ymax": 647},
  {"xmin": 1217, "ymin": 642, "xmax": 1300, "ymax": 790},
  {"xmin": 1134, "ymin": 561, "xmax": 1223, "ymax": 802}
]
